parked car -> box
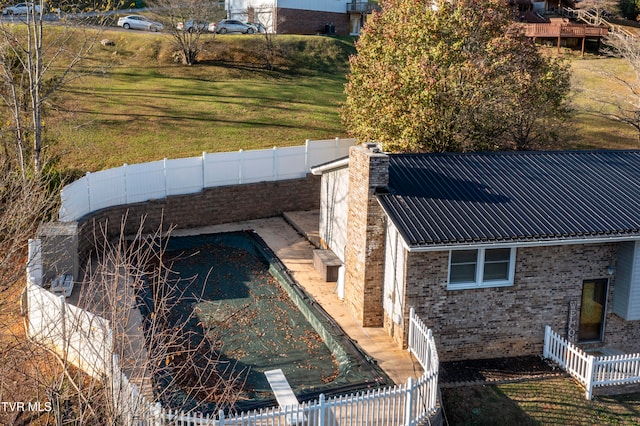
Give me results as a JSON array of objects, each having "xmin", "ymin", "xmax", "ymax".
[
  {"xmin": 211, "ymin": 19, "xmax": 256, "ymax": 34},
  {"xmin": 245, "ymin": 22, "xmax": 266, "ymax": 33},
  {"xmin": 2, "ymin": 2, "xmax": 41, "ymax": 15},
  {"xmin": 117, "ymin": 15, "xmax": 164, "ymax": 32},
  {"xmin": 176, "ymin": 20, "xmax": 210, "ymax": 33}
]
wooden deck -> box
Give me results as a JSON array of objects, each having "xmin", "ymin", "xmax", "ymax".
[
  {"xmin": 520, "ymin": 22, "xmax": 609, "ymax": 39},
  {"xmin": 515, "ymin": 21, "xmax": 609, "ymax": 54}
]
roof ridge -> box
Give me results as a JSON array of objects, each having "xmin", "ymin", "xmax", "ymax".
[{"xmin": 388, "ymin": 149, "xmax": 640, "ymax": 158}]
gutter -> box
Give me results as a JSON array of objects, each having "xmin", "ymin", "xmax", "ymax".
[
  {"xmin": 405, "ymin": 235, "xmax": 640, "ymax": 252},
  {"xmin": 310, "ymin": 157, "xmax": 350, "ymax": 175}
]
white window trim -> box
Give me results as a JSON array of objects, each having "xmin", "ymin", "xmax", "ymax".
[{"xmin": 447, "ymin": 248, "xmax": 516, "ymax": 290}]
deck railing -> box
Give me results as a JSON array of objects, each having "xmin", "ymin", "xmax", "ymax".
[
  {"xmin": 519, "ymin": 22, "xmax": 609, "ymax": 38},
  {"xmin": 543, "ymin": 325, "xmax": 640, "ymax": 399},
  {"xmin": 562, "ymin": 7, "xmax": 636, "ymax": 39},
  {"xmin": 347, "ymin": 1, "xmax": 380, "ymax": 13}
]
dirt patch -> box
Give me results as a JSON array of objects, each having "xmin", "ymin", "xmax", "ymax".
[{"xmin": 439, "ymin": 355, "xmax": 566, "ymax": 387}]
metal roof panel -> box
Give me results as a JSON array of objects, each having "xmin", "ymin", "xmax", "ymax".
[{"xmin": 378, "ymin": 150, "xmax": 640, "ymax": 247}]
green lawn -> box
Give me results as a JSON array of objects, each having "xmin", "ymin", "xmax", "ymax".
[
  {"xmin": 442, "ymin": 377, "xmax": 640, "ymax": 425},
  {"xmin": 566, "ymin": 53, "xmax": 639, "ymax": 150},
  {"xmin": 46, "ymin": 34, "xmax": 640, "ymax": 176},
  {"xmin": 47, "ymin": 30, "xmax": 353, "ymax": 173}
]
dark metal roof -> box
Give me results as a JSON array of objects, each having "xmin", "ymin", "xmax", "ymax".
[{"xmin": 377, "ymin": 150, "xmax": 640, "ymax": 248}]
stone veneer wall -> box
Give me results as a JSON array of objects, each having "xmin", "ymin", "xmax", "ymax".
[
  {"xmin": 76, "ymin": 175, "xmax": 321, "ymax": 264},
  {"xmin": 276, "ymin": 8, "xmax": 350, "ymax": 35},
  {"xmin": 399, "ymin": 243, "xmax": 634, "ymax": 362},
  {"xmin": 343, "ymin": 144, "xmax": 388, "ymax": 327}
]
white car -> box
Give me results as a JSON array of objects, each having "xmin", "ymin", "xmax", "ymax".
[
  {"xmin": 2, "ymin": 2, "xmax": 41, "ymax": 15},
  {"xmin": 117, "ymin": 15, "xmax": 164, "ymax": 32},
  {"xmin": 210, "ymin": 19, "xmax": 256, "ymax": 34},
  {"xmin": 176, "ymin": 20, "xmax": 210, "ymax": 33}
]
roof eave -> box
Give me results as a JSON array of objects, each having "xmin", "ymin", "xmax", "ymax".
[
  {"xmin": 310, "ymin": 157, "xmax": 350, "ymax": 175},
  {"xmin": 406, "ymin": 235, "xmax": 640, "ymax": 252}
]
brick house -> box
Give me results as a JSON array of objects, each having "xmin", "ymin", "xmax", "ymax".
[
  {"xmin": 311, "ymin": 144, "xmax": 640, "ymax": 362},
  {"xmin": 224, "ymin": 0, "xmax": 379, "ymax": 35}
]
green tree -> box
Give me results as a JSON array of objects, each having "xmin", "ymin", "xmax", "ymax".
[
  {"xmin": 342, "ymin": 0, "xmax": 571, "ymax": 152},
  {"xmin": 482, "ymin": 36, "xmax": 571, "ymax": 150},
  {"xmin": 146, "ymin": 0, "xmax": 225, "ymax": 66},
  {"xmin": 619, "ymin": 0, "xmax": 640, "ymax": 20}
]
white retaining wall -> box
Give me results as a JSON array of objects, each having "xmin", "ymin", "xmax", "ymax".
[{"xmin": 59, "ymin": 138, "xmax": 354, "ymax": 222}]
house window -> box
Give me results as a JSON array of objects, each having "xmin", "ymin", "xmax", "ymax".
[{"xmin": 448, "ymin": 248, "xmax": 516, "ymax": 289}]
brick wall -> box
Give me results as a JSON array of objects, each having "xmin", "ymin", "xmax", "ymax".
[
  {"xmin": 402, "ymin": 243, "xmax": 630, "ymax": 362},
  {"xmin": 276, "ymin": 8, "xmax": 350, "ymax": 35},
  {"xmin": 343, "ymin": 144, "xmax": 388, "ymax": 327},
  {"xmin": 76, "ymin": 175, "xmax": 321, "ymax": 263},
  {"xmin": 602, "ymin": 311, "xmax": 640, "ymax": 353}
]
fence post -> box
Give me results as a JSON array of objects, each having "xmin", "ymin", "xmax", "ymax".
[
  {"xmin": 408, "ymin": 307, "xmax": 415, "ymax": 353},
  {"xmin": 585, "ymin": 355, "xmax": 595, "ymax": 400},
  {"xmin": 543, "ymin": 325, "xmax": 551, "ymax": 359},
  {"xmin": 426, "ymin": 329, "xmax": 433, "ymax": 372},
  {"xmin": 164, "ymin": 158, "xmax": 169, "ymax": 198},
  {"xmin": 318, "ymin": 393, "xmax": 325, "ymax": 425},
  {"xmin": 305, "ymin": 139, "xmax": 312, "ymax": 172},
  {"xmin": 85, "ymin": 171, "xmax": 92, "ymax": 213},
  {"xmin": 404, "ymin": 377, "xmax": 414, "ymax": 426},
  {"xmin": 218, "ymin": 409, "xmax": 225, "ymax": 426},
  {"xmin": 272, "ymin": 146, "xmax": 277, "ymax": 181},
  {"xmin": 201, "ymin": 152, "xmax": 207, "ymax": 190},
  {"xmin": 123, "ymin": 163, "xmax": 129, "ymax": 204},
  {"xmin": 59, "ymin": 295, "xmax": 67, "ymax": 361},
  {"xmin": 238, "ymin": 149, "xmax": 244, "ymax": 184}
]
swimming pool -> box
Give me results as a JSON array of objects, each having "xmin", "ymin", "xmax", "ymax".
[{"xmin": 138, "ymin": 231, "xmax": 390, "ymax": 413}]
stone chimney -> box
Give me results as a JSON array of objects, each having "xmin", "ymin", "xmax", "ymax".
[{"xmin": 343, "ymin": 143, "xmax": 389, "ymax": 327}]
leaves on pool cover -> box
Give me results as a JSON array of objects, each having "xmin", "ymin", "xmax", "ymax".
[{"xmin": 144, "ymin": 236, "xmax": 339, "ymax": 406}]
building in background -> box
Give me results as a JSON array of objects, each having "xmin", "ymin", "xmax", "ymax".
[{"xmin": 224, "ymin": 0, "xmax": 379, "ymax": 35}]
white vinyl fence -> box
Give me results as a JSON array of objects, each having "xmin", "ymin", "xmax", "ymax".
[
  {"xmin": 59, "ymin": 138, "xmax": 355, "ymax": 222},
  {"xmin": 543, "ymin": 325, "xmax": 640, "ymax": 399},
  {"xmin": 25, "ymin": 239, "xmax": 440, "ymax": 425}
]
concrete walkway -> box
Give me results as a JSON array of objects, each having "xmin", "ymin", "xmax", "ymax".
[{"xmin": 172, "ymin": 214, "xmax": 423, "ymax": 385}]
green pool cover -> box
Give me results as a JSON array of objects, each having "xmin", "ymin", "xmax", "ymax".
[{"xmin": 138, "ymin": 231, "xmax": 391, "ymax": 413}]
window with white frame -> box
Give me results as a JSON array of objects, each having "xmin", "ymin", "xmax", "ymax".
[{"xmin": 448, "ymin": 247, "xmax": 516, "ymax": 289}]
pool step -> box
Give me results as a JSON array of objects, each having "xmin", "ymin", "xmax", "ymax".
[{"xmin": 283, "ymin": 211, "xmax": 321, "ymax": 248}]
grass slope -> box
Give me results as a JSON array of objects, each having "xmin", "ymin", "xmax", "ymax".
[
  {"xmin": 48, "ymin": 31, "xmax": 354, "ymax": 173},
  {"xmin": 45, "ymin": 32, "xmax": 639, "ymax": 175}
]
